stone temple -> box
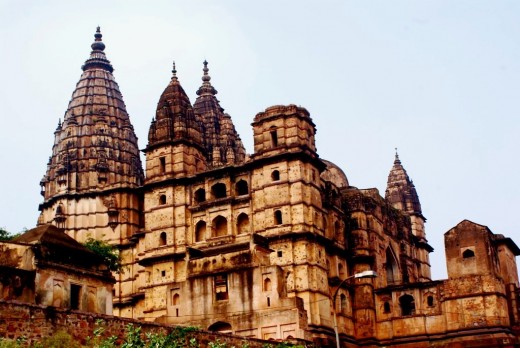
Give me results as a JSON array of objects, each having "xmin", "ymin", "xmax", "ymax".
[{"xmin": 35, "ymin": 28, "xmax": 520, "ymax": 347}]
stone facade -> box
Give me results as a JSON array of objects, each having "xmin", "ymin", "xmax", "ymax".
[
  {"xmin": 34, "ymin": 28, "xmax": 520, "ymax": 346},
  {"xmin": 0, "ymin": 225, "xmax": 114, "ymax": 314}
]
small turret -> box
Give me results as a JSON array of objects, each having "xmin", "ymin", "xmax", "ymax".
[{"xmin": 145, "ymin": 62, "xmax": 207, "ymax": 180}]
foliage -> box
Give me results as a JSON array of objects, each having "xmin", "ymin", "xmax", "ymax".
[
  {"xmin": 86, "ymin": 319, "xmax": 117, "ymax": 348},
  {"xmin": 0, "ymin": 227, "xmax": 21, "ymax": 242},
  {"xmin": 0, "ymin": 322, "xmax": 309, "ymax": 348},
  {"xmin": 83, "ymin": 238, "xmax": 122, "ymax": 273},
  {"xmin": 35, "ymin": 330, "xmax": 82, "ymax": 348},
  {"xmin": 0, "ymin": 337, "xmax": 23, "ymax": 348}
]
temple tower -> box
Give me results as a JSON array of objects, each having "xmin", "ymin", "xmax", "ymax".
[
  {"xmin": 38, "ymin": 28, "xmax": 144, "ymax": 317},
  {"xmin": 385, "ymin": 152, "xmax": 432, "ymax": 281}
]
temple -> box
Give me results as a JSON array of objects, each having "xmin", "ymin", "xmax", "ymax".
[{"xmin": 34, "ymin": 28, "xmax": 520, "ymax": 347}]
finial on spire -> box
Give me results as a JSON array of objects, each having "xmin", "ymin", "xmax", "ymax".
[
  {"xmin": 172, "ymin": 61, "xmax": 177, "ymax": 80},
  {"xmin": 394, "ymin": 148, "xmax": 401, "ymax": 164},
  {"xmin": 91, "ymin": 26, "xmax": 105, "ymax": 51},
  {"xmin": 202, "ymin": 60, "xmax": 211, "ymax": 82}
]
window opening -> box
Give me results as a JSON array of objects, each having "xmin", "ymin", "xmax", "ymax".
[
  {"xmin": 235, "ymin": 180, "xmax": 249, "ymax": 196},
  {"xmin": 159, "ymin": 195, "xmax": 166, "ymax": 205},
  {"xmin": 271, "ymin": 170, "xmax": 280, "ymax": 181},
  {"xmin": 264, "ymin": 278, "xmax": 272, "ymax": 292},
  {"xmin": 427, "ymin": 295, "xmax": 434, "ymax": 307},
  {"xmin": 213, "ymin": 216, "xmax": 228, "ymax": 237},
  {"xmin": 195, "ymin": 221, "xmax": 207, "ymax": 242},
  {"xmin": 159, "ymin": 157, "xmax": 166, "ymax": 173},
  {"xmin": 215, "ymin": 274, "xmax": 229, "ymax": 301},
  {"xmin": 236, "ymin": 213, "xmax": 250, "ymax": 234},
  {"xmin": 70, "ymin": 284, "xmax": 81, "ymax": 310},
  {"xmin": 462, "ymin": 249, "xmax": 475, "ymax": 259},
  {"xmin": 274, "ymin": 210, "xmax": 283, "ymax": 225},
  {"xmin": 159, "ymin": 232, "xmax": 167, "ymax": 246},
  {"xmin": 211, "ymin": 183, "xmax": 227, "ymax": 199},
  {"xmin": 194, "ymin": 188, "xmax": 206, "ymax": 203},
  {"xmin": 399, "ymin": 294, "xmax": 416, "ymax": 316},
  {"xmin": 384, "ymin": 301, "xmax": 391, "ymax": 313},
  {"xmin": 270, "ymin": 129, "xmax": 278, "ymax": 147}
]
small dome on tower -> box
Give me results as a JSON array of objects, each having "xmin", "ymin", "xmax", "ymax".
[{"xmin": 321, "ymin": 160, "xmax": 349, "ymax": 188}]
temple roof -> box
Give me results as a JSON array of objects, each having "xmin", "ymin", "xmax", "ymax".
[{"xmin": 40, "ymin": 28, "xmax": 144, "ymax": 201}]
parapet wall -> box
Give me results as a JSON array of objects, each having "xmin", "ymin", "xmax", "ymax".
[{"xmin": 0, "ymin": 300, "xmax": 307, "ymax": 347}]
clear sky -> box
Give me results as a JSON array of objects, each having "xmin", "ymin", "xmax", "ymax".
[{"xmin": 0, "ymin": 0, "xmax": 519, "ymax": 280}]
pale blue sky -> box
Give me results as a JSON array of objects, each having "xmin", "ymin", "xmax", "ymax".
[{"xmin": 0, "ymin": 0, "xmax": 519, "ymax": 280}]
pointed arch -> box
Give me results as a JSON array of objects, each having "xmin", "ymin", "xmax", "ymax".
[
  {"xmin": 195, "ymin": 221, "xmax": 207, "ymax": 242},
  {"xmin": 212, "ymin": 216, "xmax": 228, "ymax": 237},
  {"xmin": 236, "ymin": 213, "xmax": 250, "ymax": 234},
  {"xmin": 386, "ymin": 246, "xmax": 400, "ymax": 285}
]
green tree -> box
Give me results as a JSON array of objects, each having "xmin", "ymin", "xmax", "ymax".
[
  {"xmin": 0, "ymin": 227, "xmax": 21, "ymax": 241},
  {"xmin": 83, "ymin": 238, "xmax": 122, "ymax": 273}
]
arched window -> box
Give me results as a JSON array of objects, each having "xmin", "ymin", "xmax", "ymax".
[
  {"xmin": 271, "ymin": 170, "xmax": 280, "ymax": 181},
  {"xmin": 462, "ymin": 249, "xmax": 475, "ymax": 259},
  {"xmin": 383, "ymin": 301, "xmax": 391, "ymax": 313},
  {"xmin": 235, "ymin": 180, "xmax": 249, "ymax": 196},
  {"xmin": 427, "ymin": 295, "xmax": 435, "ymax": 307},
  {"xmin": 263, "ymin": 278, "xmax": 272, "ymax": 292},
  {"xmin": 194, "ymin": 188, "xmax": 206, "ymax": 203},
  {"xmin": 159, "ymin": 194, "xmax": 167, "ymax": 205},
  {"xmin": 386, "ymin": 247, "xmax": 399, "ymax": 285},
  {"xmin": 274, "ymin": 210, "xmax": 283, "ymax": 225},
  {"xmin": 340, "ymin": 293, "xmax": 347, "ymax": 314},
  {"xmin": 213, "ymin": 216, "xmax": 228, "ymax": 237},
  {"xmin": 172, "ymin": 293, "xmax": 180, "ymax": 306},
  {"xmin": 211, "ymin": 183, "xmax": 227, "ymax": 199},
  {"xmin": 159, "ymin": 232, "xmax": 167, "ymax": 246},
  {"xmin": 399, "ymin": 294, "xmax": 416, "ymax": 316},
  {"xmin": 195, "ymin": 221, "xmax": 206, "ymax": 242},
  {"xmin": 236, "ymin": 213, "xmax": 250, "ymax": 234}
]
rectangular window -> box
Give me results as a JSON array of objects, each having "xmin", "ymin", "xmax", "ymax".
[
  {"xmin": 215, "ymin": 274, "xmax": 229, "ymax": 301},
  {"xmin": 159, "ymin": 157, "xmax": 166, "ymax": 173},
  {"xmin": 70, "ymin": 284, "xmax": 81, "ymax": 310}
]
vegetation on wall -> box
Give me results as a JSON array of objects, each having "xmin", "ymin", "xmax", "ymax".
[{"xmin": 0, "ymin": 320, "xmax": 308, "ymax": 348}]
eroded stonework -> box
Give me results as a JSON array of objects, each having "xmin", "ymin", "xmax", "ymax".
[{"xmin": 35, "ymin": 28, "xmax": 520, "ymax": 347}]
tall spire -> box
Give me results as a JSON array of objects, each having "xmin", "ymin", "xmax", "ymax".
[
  {"xmin": 40, "ymin": 27, "xmax": 143, "ymax": 202},
  {"xmin": 385, "ymin": 152, "xmax": 422, "ymax": 216},
  {"xmin": 81, "ymin": 26, "xmax": 113, "ymax": 72}
]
